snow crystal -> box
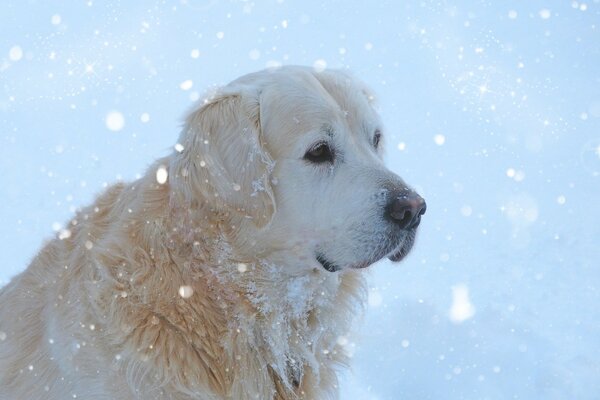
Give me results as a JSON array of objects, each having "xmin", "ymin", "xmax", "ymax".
[
  {"xmin": 460, "ymin": 205, "xmax": 472, "ymax": 217},
  {"xmin": 216, "ymin": 31, "xmax": 224, "ymax": 39},
  {"xmin": 507, "ymin": 10, "xmax": 517, "ymax": 19},
  {"xmin": 506, "ymin": 168, "xmax": 515, "ymax": 178},
  {"xmin": 368, "ymin": 289, "xmax": 383, "ymax": 308},
  {"xmin": 51, "ymin": 14, "xmax": 61, "ymax": 25},
  {"xmin": 249, "ymin": 49, "xmax": 260, "ymax": 60},
  {"xmin": 174, "ymin": 143, "xmax": 184, "ymax": 152},
  {"xmin": 190, "ymin": 49, "xmax": 200, "ymax": 59},
  {"xmin": 140, "ymin": 113, "xmax": 150, "ymax": 123},
  {"xmin": 313, "ymin": 59, "xmax": 327, "ymax": 72},
  {"xmin": 85, "ymin": 240, "xmax": 93, "ymax": 250},
  {"xmin": 337, "ymin": 336, "xmax": 349, "ymax": 346},
  {"xmin": 232, "ymin": 183, "xmax": 241, "ymax": 191},
  {"xmin": 237, "ymin": 263, "xmax": 247, "ymax": 273},
  {"xmin": 156, "ymin": 165, "xmax": 168, "ymax": 184},
  {"xmin": 518, "ymin": 344, "xmax": 527, "ymax": 353},
  {"xmin": 266, "ymin": 60, "xmax": 282, "ymax": 70},
  {"xmin": 364, "ymin": 42, "xmax": 373, "ymax": 51},
  {"xmin": 513, "ymin": 170, "xmax": 525, "ymax": 182},
  {"xmin": 105, "ymin": 111, "xmax": 125, "ymax": 131},
  {"xmin": 300, "ymin": 14, "xmax": 310, "ymax": 24},
  {"xmin": 8, "ymin": 46, "xmax": 23, "ymax": 61},
  {"xmin": 179, "ymin": 80, "xmax": 193, "ymax": 91},
  {"xmin": 556, "ymin": 195, "xmax": 566, "ymax": 205},
  {"xmin": 539, "ymin": 9, "xmax": 551, "ymax": 19},
  {"xmin": 397, "ymin": 142, "xmax": 406, "ymax": 151},
  {"xmin": 449, "ymin": 284, "xmax": 475, "ymax": 323},
  {"xmin": 580, "ymin": 140, "xmax": 600, "ymax": 175},
  {"xmin": 401, "ymin": 339, "xmax": 410, "ymax": 348},
  {"xmin": 58, "ymin": 229, "xmax": 72, "ymax": 240},
  {"xmin": 178, "ymin": 285, "xmax": 193, "ymax": 298},
  {"xmin": 433, "ymin": 134, "xmax": 445, "ymax": 146},
  {"xmin": 503, "ymin": 194, "xmax": 538, "ymax": 226}
]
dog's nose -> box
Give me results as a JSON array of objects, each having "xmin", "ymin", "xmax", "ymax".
[{"xmin": 385, "ymin": 191, "xmax": 426, "ymax": 230}]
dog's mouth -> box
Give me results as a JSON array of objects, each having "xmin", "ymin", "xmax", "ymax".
[
  {"xmin": 316, "ymin": 253, "xmax": 339, "ymax": 272},
  {"xmin": 316, "ymin": 254, "xmax": 372, "ymax": 272},
  {"xmin": 316, "ymin": 230, "xmax": 417, "ymax": 272},
  {"xmin": 387, "ymin": 232, "xmax": 416, "ymax": 262}
]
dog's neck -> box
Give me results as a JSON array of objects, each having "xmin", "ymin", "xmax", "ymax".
[{"xmin": 161, "ymin": 200, "xmax": 367, "ymax": 399}]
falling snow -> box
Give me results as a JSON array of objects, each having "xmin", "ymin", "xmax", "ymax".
[
  {"xmin": 1, "ymin": 1, "xmax": 599, "ymax": 399},
  {"xmin": 449, "ymin": 284, "xmax": 476, "ymax": 323},
  {"xmin": 105, "ymin": 111, "xmax": 125, "ymax": 132},
  {"xmin": 8, "ymin": 46, "xmax": 23, "ymax": 62},
  {"xmin": 179, "ymin": 80, "xmax": 193, "ymax": 91},
  {"xmin": 156, "ymin": 165, "xmax": 168, "ymax": 184},
  {"xmin": 178, "ymin": 285, "xmax": 193, "ymax": 299}
]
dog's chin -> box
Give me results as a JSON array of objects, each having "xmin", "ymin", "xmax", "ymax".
[
  {"xmin": 387, "ymin": 233, "xmax": 416, "ymax": 262},
  {"xmin": 316, "ymin": 231, "xmax": 418, "ymax": 272}
]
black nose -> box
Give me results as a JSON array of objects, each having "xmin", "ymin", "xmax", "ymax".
[{"xmin": 385, "ymin": 191, "xmax": 427, "ymax": 230}]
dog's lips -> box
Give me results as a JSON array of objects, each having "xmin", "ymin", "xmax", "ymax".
[
  {"xmin": 316, "ymin": 253, "xmax": 339, "ymax": 272},
  {"xmin": 316, "ymin": 253, "xmax": 371, "ymax": 272},
  {"xmin": 387, "ymin": 232, "xmax": 416, "ymax": 262},
  {"xmin": 316, "ymin": 252, "xmax": 381, "ymax": 272},
  {"xmin": 388, "ymin": 246, "xmax": 409, "ymax": 262}
]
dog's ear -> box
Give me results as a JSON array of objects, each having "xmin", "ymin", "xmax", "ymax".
[{"xmin": 171, "ymin": 87, "xmax": 275, "ymax": 227}]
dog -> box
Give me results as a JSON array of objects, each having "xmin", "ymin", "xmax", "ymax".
[{"xmin": 0, "ymin": 66, "xmax": 425, "ymax": 399}]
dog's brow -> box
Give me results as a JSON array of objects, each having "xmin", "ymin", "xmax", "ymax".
[{"xmin": 322, "ymin": 125, "xmax": 335, "ymax": 138}]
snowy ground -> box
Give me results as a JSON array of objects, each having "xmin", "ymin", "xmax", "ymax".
[{"xmin": 1, "ymin": 1, "xmax": 599, "ymax": 399}]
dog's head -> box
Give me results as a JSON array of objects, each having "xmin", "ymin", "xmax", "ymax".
[{"xmin": 172, "ymin": 66, "xmax": 425, "ymax": 272}]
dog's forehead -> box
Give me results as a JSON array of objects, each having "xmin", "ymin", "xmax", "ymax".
[{"xmin": 256, "ymin": 67, "xmax": 380, "ymax": 150}]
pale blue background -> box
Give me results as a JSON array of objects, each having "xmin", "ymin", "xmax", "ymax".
[{"xmin": 1, "ymin": 1, "xmax": 599, "ymax": 399}]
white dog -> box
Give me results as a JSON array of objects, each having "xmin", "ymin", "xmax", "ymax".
[{"xmin": 0, "ymin": 66, "xmax": 425, "ymax": 399}]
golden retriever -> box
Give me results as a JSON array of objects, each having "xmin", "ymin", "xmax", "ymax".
[{"xmin": 0, "ymin": 66, "xmax": 425, "ymax": 399}]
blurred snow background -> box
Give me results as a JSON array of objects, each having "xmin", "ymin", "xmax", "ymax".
[{"xmin": 1, "ymin": 1, "xmax": 599, "ymax": 398}]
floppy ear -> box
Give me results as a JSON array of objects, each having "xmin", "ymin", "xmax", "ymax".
[{"xmin": 171, "ymin": 87, "xmax": 276, "ymax": 227}]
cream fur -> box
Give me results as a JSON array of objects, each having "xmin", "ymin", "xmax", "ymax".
[{"xmin": 0, "ymin": 66, "xmax": 418, "ymax": 399}]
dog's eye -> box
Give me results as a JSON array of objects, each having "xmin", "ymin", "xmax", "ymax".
[
  {"xmin": 373, "ymin": 130, "xmax": 382, "ymax": 149},
  {"xmin": 304, "ymin": 142, "xmax": 334, "ymax": 163}
]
